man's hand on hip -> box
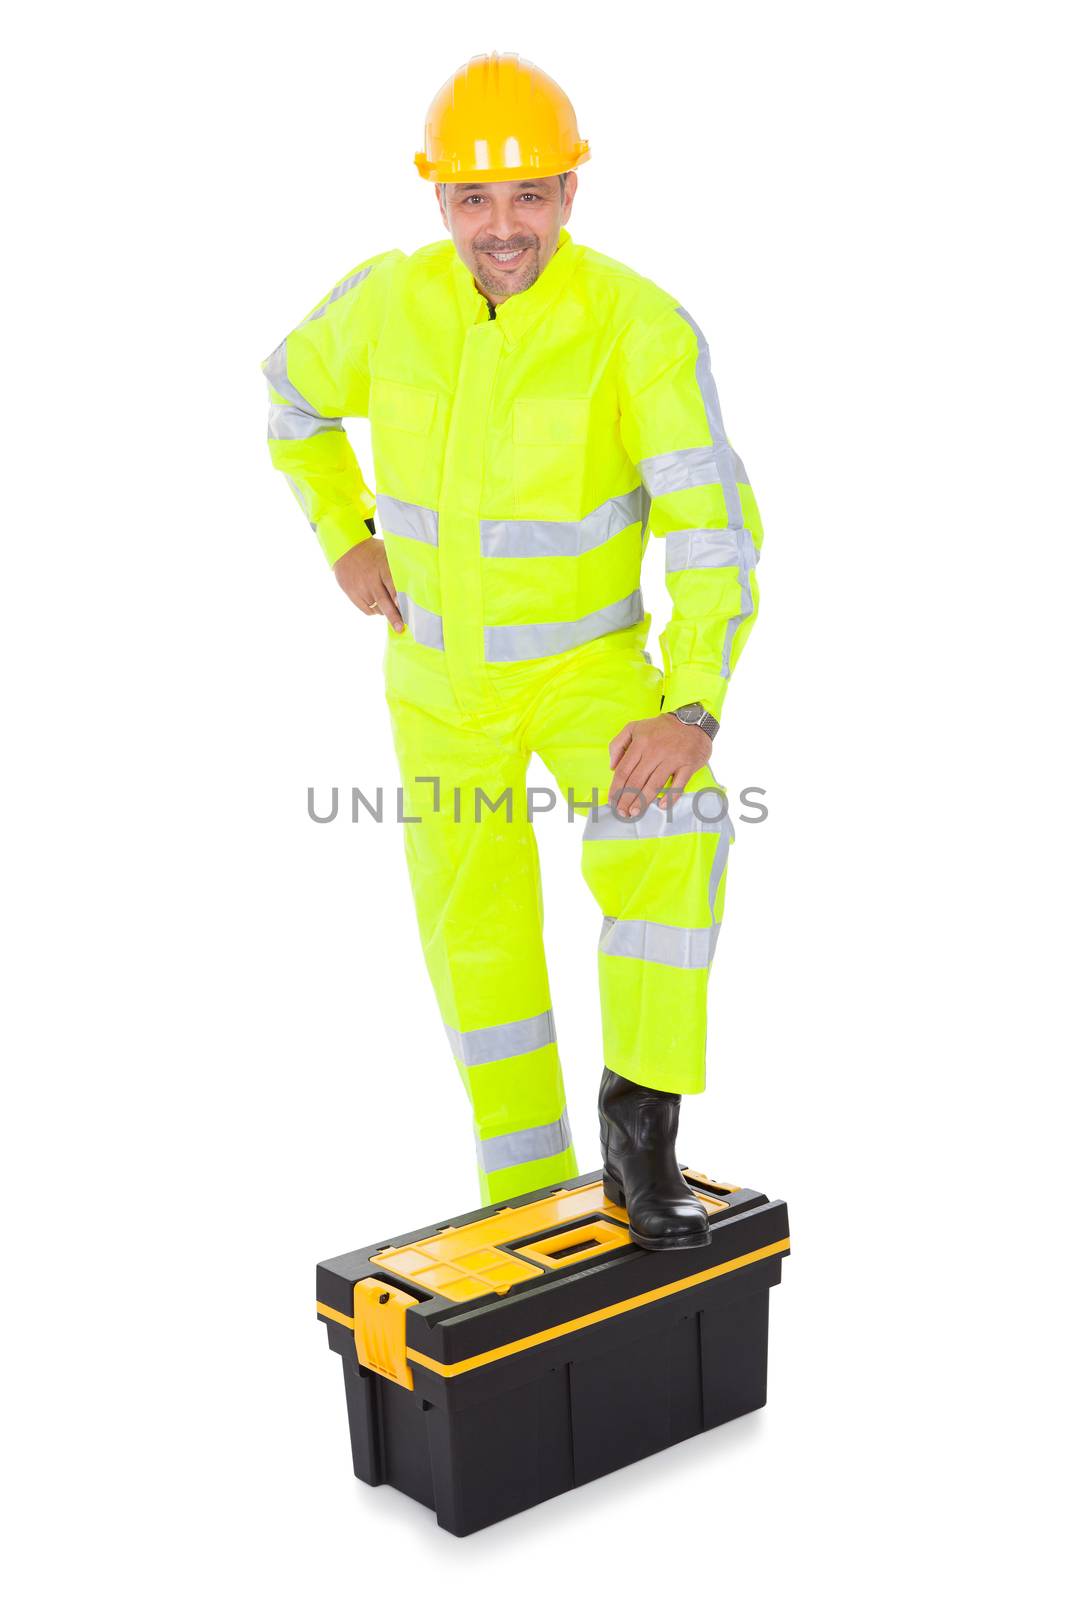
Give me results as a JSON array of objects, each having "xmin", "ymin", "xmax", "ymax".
[
  {"xmin": 608, "ymin": 714, "xmax": 713, "ymax": 818},
  {"xmin": 332, "ymin": 540, "xmax": 405, "ymax": 632}
]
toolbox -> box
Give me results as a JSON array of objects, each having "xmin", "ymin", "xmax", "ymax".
[{"xmin": 317, "ymin": 1166, "xmax": 790, "ymax": 1536}]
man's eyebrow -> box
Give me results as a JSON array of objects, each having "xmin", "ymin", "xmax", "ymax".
[{"xmin": 452, "ymin": 181, "xmax": 553, "ymax": 194}]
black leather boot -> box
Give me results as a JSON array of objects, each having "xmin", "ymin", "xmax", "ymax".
[{"xmin": 598, "ymin": 1067, "xmax": 712, "ymax": 1250}]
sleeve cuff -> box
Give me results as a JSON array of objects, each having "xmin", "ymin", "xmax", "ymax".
[
  {"xmin": 661, "ymin": 667, "xmax": 729, "ymax": 722},
  {"xmin": 318, "ymin": 498, "xmax": 377, "ymax": 566}
]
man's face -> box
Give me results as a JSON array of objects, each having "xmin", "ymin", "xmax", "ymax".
[{"xmin": 436, "ymin": 174, "xmax": 577, "ymax": 305}]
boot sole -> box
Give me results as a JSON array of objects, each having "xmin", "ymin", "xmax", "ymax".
[{"xmin": 601, "ymin": 1169, "xmax": 713, "ymax": 1251}]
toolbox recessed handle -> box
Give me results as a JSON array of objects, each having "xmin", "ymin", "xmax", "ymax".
[
  {"xmin": 514, "ymin": 1219, "xmax": 630, "ymax": 1270},
  {"xmin": 542, "ymin": 1237, "xmax": 602, "ymax": 1261}
]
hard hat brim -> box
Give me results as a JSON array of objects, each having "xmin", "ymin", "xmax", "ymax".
[{"xmin": 414, "ymin": 142, "xmax": 590, "ymax": 184}]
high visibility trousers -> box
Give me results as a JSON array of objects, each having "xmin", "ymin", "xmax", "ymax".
[{"xmin": 384, "ymin": 624, "xmax": 735, "ymax": 1205}]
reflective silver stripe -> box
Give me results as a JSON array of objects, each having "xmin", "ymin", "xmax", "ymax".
[
  {"xmin": 268, "ymin": 403, "xmax": 342, "ymax": 442},
  {"xmin": 480, "ymin": 485, "xmax": 646, "ymax": 558},
  {"xmin": 674, "ymin": 308, "xmax": 745, "ymax": 521},
  {"xmin": 720, "ymin": 576, "xmax": 756, "ymax": 675},
  {"xmin": 396, "ymin": 592, "xmax": 444, "ymax": 650},
  {"xmin": 264, "ymin": 266, "xmax": 376, "ymax": 439},
  {"xmin": 707, "ymin": 806, "xmax": 735, "ymax": 929},
  {"xmin": 445, "ymin": 1009, "xmax": 556, "ymax": 1068},
  {"xmin": 377, "ymin": 496, "xmax": 439, "ymax": 545},
  {"xmin": 592, "ymin": 801, "xmax": 734, "ymax": 965},
  {"xmin": 674, "ymin": 306, "xmax": 756, "ymax": 677},
  {"xmin": 485, "ymin": 589, "xmax": 644, "ymax": 663},
  {"xmin": 639, "ymin": 446, "xmax": 734, "ymax": 496},
  {"xmin": 263, "ymin": 339, "xmax": 342, "ymax": 441},
  {"xmin": 583, "ymin": 785, "xmax": 730, "ymax": 841},
  {"xmin": 477, "ymin": 1109, "xmax": 573, "ymax": 1175},
  {"xmin": 599, "ymin": 917, "xmax": 717, "ymax": 968},
  {"xmin": 301, "ymin": 263, "xmax": 373, "ymax": 325},
  {"xmin": 665, "ymin": 527, "xmax": 760, "ymax": 574},
  {"xmin": 263, "ymin": 340, "xmax": 316, "ymax": 410}
]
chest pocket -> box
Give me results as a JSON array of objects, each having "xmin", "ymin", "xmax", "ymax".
[
  {"xmin": 512, "ymin": 395, "xmax": 592, "ymax": 518},
  {"xmin": 370, "ymin": 378, "xmax": 440, "ymax": 504},
  {"xmin": 371, "ymin": 377, "xmax": 438, "ymax": 434},
  {"xmin": 513, "ymin": 395, "xmax": 591, "ymax": 447}
]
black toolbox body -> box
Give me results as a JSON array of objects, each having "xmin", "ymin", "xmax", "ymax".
[{"xmin": 318, "ymin": 1167, "xmax": 790, "ymax": 1536}]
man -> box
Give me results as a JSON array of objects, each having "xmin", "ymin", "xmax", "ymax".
[{"xmin": 263, "ymin": 52, "xmax": 762, "ymax": 1250}]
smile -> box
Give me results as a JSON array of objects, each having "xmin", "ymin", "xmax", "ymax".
[{"xmin": 485, "ymin": 248, "xmax": 527, "ymax": 263}]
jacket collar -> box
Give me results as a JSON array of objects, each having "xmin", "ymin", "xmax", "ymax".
[{"xmin": 451, "ymin": 227, "xmax": 579, "ymax": 345}]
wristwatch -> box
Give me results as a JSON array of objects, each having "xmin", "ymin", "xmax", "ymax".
[{"xmin": 671, "ymin": 701, "xmax": 719, "ymax": 740}]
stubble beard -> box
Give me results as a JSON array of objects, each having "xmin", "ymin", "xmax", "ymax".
[{"xmin": 474, "ymin": 240, "xmax": 541, "ymax": 301}]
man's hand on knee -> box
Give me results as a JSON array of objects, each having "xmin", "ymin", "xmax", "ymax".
[
  {"xmin": 608, "ymin": 715, "xmax": 713, "ymax": 818},
  {"xmin": 332, "ymin": 540, "xmax": 405, "ymax": 632}
]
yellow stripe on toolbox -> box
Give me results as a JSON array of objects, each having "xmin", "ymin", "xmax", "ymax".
[{"xmin": 316, "ymin": 1236, "xmax": 790, "ymax": 1379}]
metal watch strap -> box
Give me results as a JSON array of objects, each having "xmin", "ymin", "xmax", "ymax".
[{"xmin": 671, "ymin": 701, "xmax": 719, "ymax": 739}]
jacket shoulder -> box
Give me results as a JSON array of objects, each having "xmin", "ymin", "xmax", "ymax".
[
  {"xmin": 408, "ymin": 238, "xmax": 458, "ymax": 263},
  {"xmin": 376, "ymin": 240, "xmax": 460, "ymax": 302},
  {"xmin": 323, "ymin": 246, "xmax": 407, "ymax": 296},
  {"xmin": 405, "ymin": 239, "xmax": 460, "ymax": 276},
  {"xmin": 290, "ymin": 247, "xmax": 407, "ymax": 330},
  {"xmin": 573, "ymin": 243, "xmax": 680, "ymax": 330}
]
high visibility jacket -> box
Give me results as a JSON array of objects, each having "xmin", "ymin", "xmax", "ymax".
[{"xmin": 263, "ymin": 226, "xmax": 762, "ymax": 723}]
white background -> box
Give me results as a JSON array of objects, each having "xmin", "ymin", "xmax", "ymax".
[{"xmin": 3, "ymin": 1, "xmax": 1063, "ymax": 1593}]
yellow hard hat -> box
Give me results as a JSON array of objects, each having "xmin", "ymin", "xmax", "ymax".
[{"xmin": 414, "ymin": 52, "xmax": 590, "ymax": 184}]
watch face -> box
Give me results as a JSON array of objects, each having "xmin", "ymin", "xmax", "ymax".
[{"xmin": 674, "ymin": 702, "xmax": 703, "ymax": 723}]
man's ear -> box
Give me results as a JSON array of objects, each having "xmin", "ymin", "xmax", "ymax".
[
  {"xmin": 435, "ymin": 182, "xmax": 449, "ymax": 232},
  {"xmin": 561, "ymin": 171, "xmax": 577, "ymax": 225}
]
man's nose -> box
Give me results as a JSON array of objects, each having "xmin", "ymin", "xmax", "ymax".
[{"xmin": 486, "ymin": 205, "xmax": 525, "ymax": 244}]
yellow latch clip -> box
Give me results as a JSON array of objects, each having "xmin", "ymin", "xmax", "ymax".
[{"xmin": 353, "ymin": 1277, "xmax": 417, "ymax": 1390}]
